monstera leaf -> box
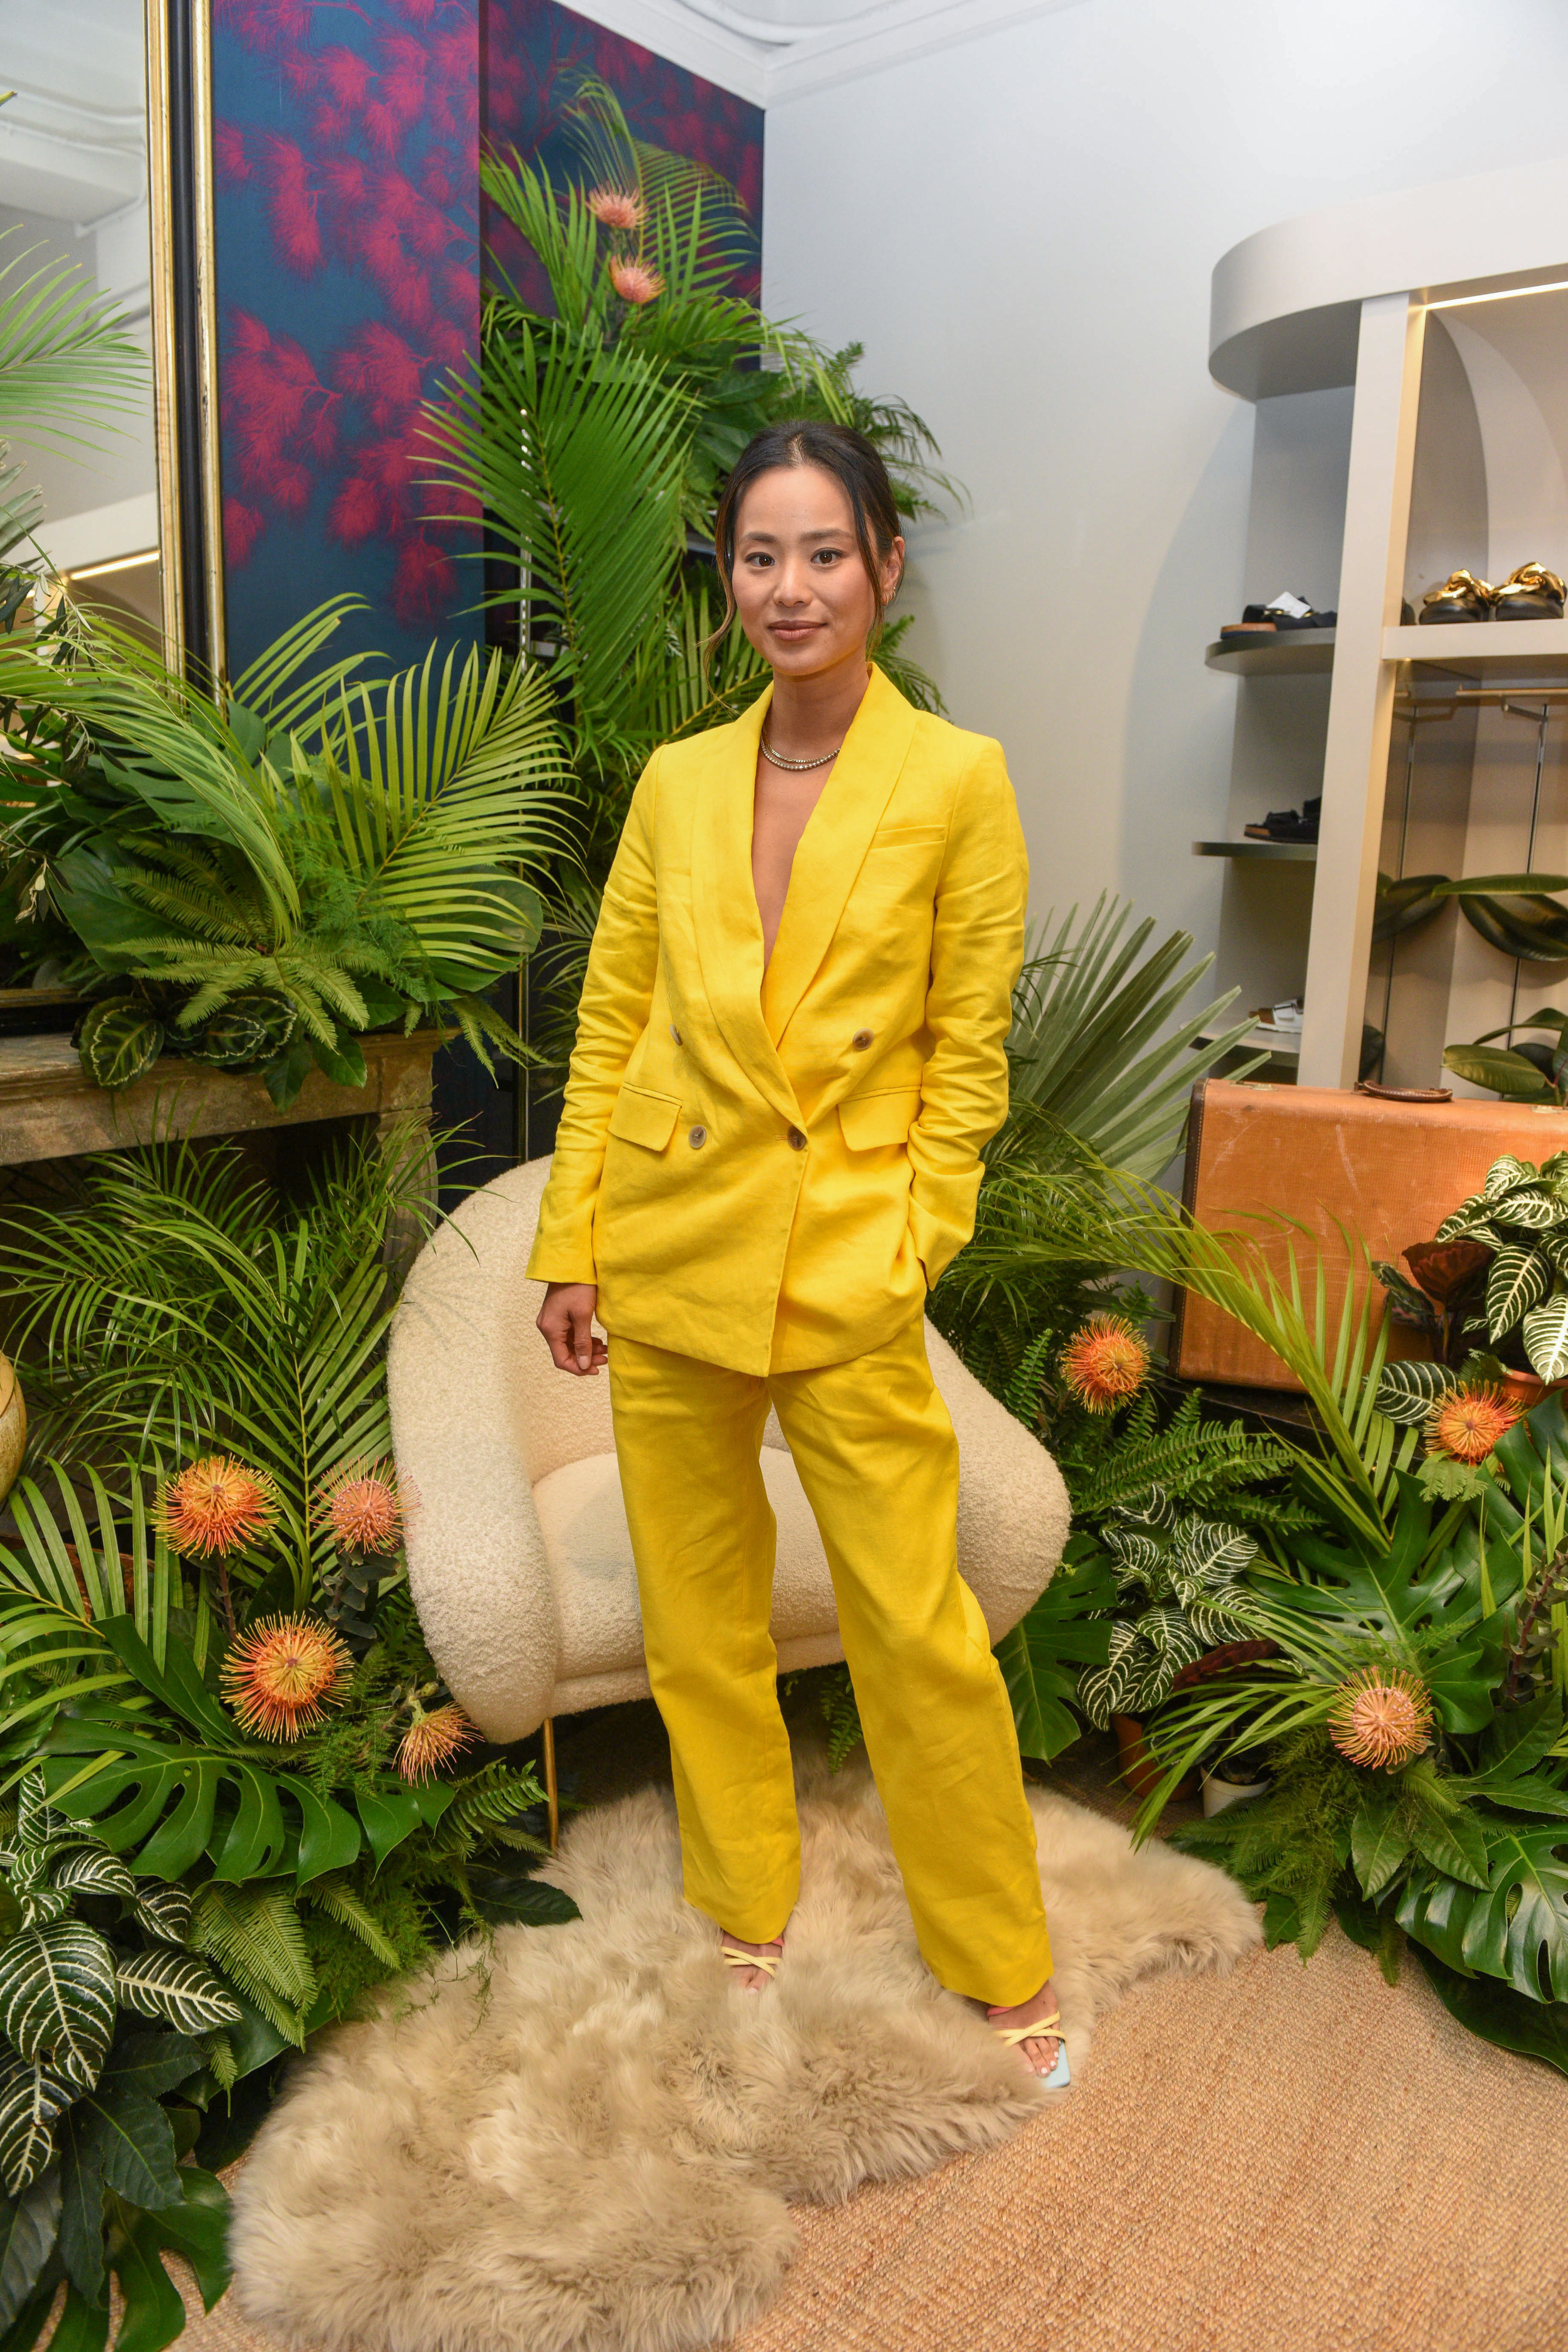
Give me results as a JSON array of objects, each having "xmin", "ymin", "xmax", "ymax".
[
  {"xmin": 1396, "ymin": 1818, "xmax": 1568, "ymax": 2002},
  {"xmin": 996, "ymin": 1538, "xmax": 1115, "ymax": 1763}
]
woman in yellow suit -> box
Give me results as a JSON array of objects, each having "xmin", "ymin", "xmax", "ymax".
[{"xmin": 529, "ymin": 420, "xmax": 1063, "ymax": 2079}]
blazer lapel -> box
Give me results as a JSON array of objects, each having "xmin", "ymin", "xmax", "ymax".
[
  {"xmin": 760, "ymin": 666, "xmax": 918, "ymax": 1048},
  {"xmin": 689, "ymin": 682, "xmax": 799, "ymax": 1122}
]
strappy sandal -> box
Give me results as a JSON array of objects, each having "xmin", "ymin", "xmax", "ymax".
[
  {"xmin": 991, "ymin": 2008, "xmax": 1071, "ymax": 2088},
  {"xmin": 720, "ymin": 1938, "xmax": 783, "ymax": 1987}
]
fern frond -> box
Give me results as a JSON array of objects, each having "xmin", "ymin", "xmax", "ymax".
[
  {"xmin": 821, "ymin": 1666, "xmax": 863, "ymax": 1771},
  {"xmin": 192, "ymin": 1882, "xmax": 314, "ymax": 2038},
  {"xmin": 304, "ymin": 1874, "xmax": 400, "ymax": 1968}
]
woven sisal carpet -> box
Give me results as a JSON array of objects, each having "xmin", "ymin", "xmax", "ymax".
[{"xmin": 159, "ymin": 1917, "xmax": 1568, "ymax": 2352}]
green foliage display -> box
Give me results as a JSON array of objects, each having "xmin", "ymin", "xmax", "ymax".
[
  {"xmin": 0, "ymin": 607, "xmax": 568, "ymax": 1102},
  {"xmin": 1075, "ymin": 1497, "xmax": 1258, "ymax": 1729},
  {"xmin": 0, "ymin": 1772, "xmax": 242, "ymax": 2347},
  {"xmin": 0, "ymin": 1128, "xmax": 430, "ymax": 1596}
]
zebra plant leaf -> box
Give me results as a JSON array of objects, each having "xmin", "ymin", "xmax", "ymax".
[
  {"xmin": 1486, "ymin": 1246, "xmax": 1552, "ymax": 1338},
  {"xmin": 131, "ymin": 1882, "xmax": 192, "ymax": 1948},
  {"xmin": 0, "ymin": 2163, "xmax": 62, "ymax": 2333},
  {"xmin": 1076, "ymin": 1619, "xmax": 1151, "ymax": 1730},
  {"xmin": 115, "ymin": 1946, "xmax": 243, "ymax": 2035},
  {"xmin": 51, "ymin": 1849, "xmax": 135, "ymax": 1904},
  {"xmin": 1485, "ymin": 1155, "xmax": 1544, "ymax": 1201},
  {"xmin": 1137, "ymin": 1603, "xmax": 1206, "ymax": 1671},
  {"xmin": 1374, "ymin": 1359, "xmax": 1462, "ymax": 1425},
  {"xmin": 1170, "ymin": 1520, "xmax": 1257, "ymax": 1580},
  {"xmin": 1523, "ymin": 1292, "xmax": 1568, "ymax": 1381},
  {"xmin": 1492, "ymin": 1190, "xmax": 1563, "ymax": 1231},
  {"xmin": 0, "ymin": 2046, "xmax": 74, "ymax": 2194},
  {"xmin": 0, "ymin": 1920, "xmax": 116, "ymax": 2090}
]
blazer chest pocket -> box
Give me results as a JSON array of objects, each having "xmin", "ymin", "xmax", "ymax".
[
  {"xmin": 839, "ymin": 1086, "xmax": 923, "ymax": 1151},
  {"xmin": 608, "ymin": 1085, "xmax": 681, "ymax": 1153}
]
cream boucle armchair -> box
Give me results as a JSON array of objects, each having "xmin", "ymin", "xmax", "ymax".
[{"xmin": 387, "ymin": 1158, "xmax": 1069, "ymax": 1823}]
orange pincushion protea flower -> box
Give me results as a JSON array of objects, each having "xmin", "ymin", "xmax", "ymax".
[
  {"xmin": 154, "ymin": 1457, "xmax": 279, "ymax": 1558},
  {"xmin": 315, "ymin": 1458, "xmax": 405, "ymax": 1555},
  {"xmin": 1425, "ymin": 1381, "xmax": 1523, "ymax": 1463},
  {"xmin": 1328, "ymin": 1667, "xmax": 1433, "ymax": 1770},
  {"xmin": 396, "ymin": 1702, "xmax": 478, "ymax": 1783},
  {"xmin": 1060, "ymin": 1312, "xmax": 1151, "ymax": 1413},
  {"xmin": 221, "ymin": 1615, "xmax": 352, "ymax": 1740},
  {"xmin": 587, "ymin": 185, "xmax": 643, "ymax": 231},
  {"xmin": 609, "ymin": 257, "xmax": 663, "ymax": 305}
]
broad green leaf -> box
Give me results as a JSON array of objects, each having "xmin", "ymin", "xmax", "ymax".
[
  {"xmin": 1443, "ymin": 1043, "xmax": 1550, "ymax": 1099},
  {"xmin": 278, "ymin": 1776, "xmax": 361, "ymax": 1888},
  {"xmin": 110, "ymin": 2216, "xmax": 186, "ymax": 2352},
  {"xmin": 41, "ymin": 2282, "xmax": 109, "ymax": 2352},
  {"xmin": 1397, "ymin": 1820, "xmax": 1568, "ymax": 2000},
  {"xmin": 0, "ymin": 2168, "xmax": 61, "ymax": 2333},
  {"xmin": 1411, "ymin": 1944, "xmax": 1568, "ymax": 2077},
  {"xmin": 209, "ymin": 1768, "xmax": 289, "ymax": 1883},
  {"xmin": 76, "ymin": 2087, "xmax": 179, "ymax": 2212},
  {"xmin": 1485, "ymin": 1245, "xmax": 1551, "ymax": 1336},
  {"xmin": 994, "ymin": 1624, "xmax": 1080, "ymax": 1765},
  {"xmin": 1523, "ymin": 1290, "xmax": 1568, "ymax": 1379},
  {"xmin": 98, "ymin": 2034, "xmax": 205, "ymax": 2105},
  {"xmin": 355, "ymin": 1788, "xmax": 423, "ymax": 1870},
  {"xmin": 133, "ymin": 2165, "xmax": 229, "ymax": 2314},
  {"xmin": 1373, "ymin": 1359, "xmax": 1460, "ymax": 1425},
  {"xmin": 1406, "ymin": 1793, "xmax": 1490, "ymax": 1890},
  {"xmin": 54, "ymin": 2109, "xmax": 102, "ymax": 2307},
  {"xmin": 1351, "ymin": 1791, "xmax": 1412, "ymax": 1899},
  {"xmin": 115, "ymin": 1951, "xmax": 241, "ymax": 2036},
  {"xmin": 0, "ymin": 1925, "xmax": 116, "ymax": 2091}
]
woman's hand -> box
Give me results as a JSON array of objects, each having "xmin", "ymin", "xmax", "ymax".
[{"xmin": 537, "ymin": 1282, "xmax": 608, "ymax": 1376}]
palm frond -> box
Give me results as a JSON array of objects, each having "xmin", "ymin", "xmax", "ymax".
[{"xmin": 0, "ymin": 229, "xmax": 147, "ymax": 450}]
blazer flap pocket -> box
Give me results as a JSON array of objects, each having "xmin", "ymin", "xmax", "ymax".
[
  {"xmin": 609, "ymin": 1085, "xmax": 681, "ymax": 1152},
  {"xmin": 870, "ymin": 824, "xmax": 947, "ymax": 848},
  {"xmin": 839, "ymin": 1086, "xmax": 923, "ymax": 1151}
]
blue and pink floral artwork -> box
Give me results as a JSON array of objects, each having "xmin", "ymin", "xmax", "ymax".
[{"xmin": 212, "ymin": 0, "xmax": 763, "ymax": 678}]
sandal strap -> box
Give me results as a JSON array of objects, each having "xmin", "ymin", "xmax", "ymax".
[
  {"xmin": 992, "ymin": 2011, "xmax": 1061, "ymax": 2048},
  {"xmin": 721, "ymin": 1943, "xmax": 783, "ymax": 1976}
]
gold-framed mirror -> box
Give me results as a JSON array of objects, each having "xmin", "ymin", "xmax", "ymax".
[{"xmin": 0, "ymin": 0, "xmax": 222, "ymax": 674}]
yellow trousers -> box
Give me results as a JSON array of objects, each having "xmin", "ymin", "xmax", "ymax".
[{"xmin": 608, "ymin": 1316, "xmax": 1053, "ymax": 2007}]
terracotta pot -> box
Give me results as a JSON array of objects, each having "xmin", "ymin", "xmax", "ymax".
[
  {"xmin": 0, "ymin": 1355, "xmax": 24, "ymax": 1508},
  {"xmin": 1111, "ymin": 1713, "xmax": 1198, "ymax": 1802},
  {"xmin": 1498, "ymin": 1369, "xmax": 1568, "ymax": 1412}
]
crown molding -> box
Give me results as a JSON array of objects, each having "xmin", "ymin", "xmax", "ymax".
[{"xmin": 559, "ymin": 0, "xmax": 1090, "ymax": 109}]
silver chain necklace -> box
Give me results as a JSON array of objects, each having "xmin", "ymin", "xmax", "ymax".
[{"xmin": 760, "ymin": 732, "xmax": 841, "ymax": 773}]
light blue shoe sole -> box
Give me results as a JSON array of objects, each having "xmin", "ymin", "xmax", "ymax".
[{"xmin": 1041, "ymin": 2040, "xmax": 1071, "ymax": 2089}]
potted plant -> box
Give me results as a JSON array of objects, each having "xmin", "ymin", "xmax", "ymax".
[{"xmin": 1375, "ymin": 1150, "xmax": 1568, "ymax": 1405}]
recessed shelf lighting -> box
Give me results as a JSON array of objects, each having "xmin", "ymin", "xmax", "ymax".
[{"xmin": 1424, "ymin": 278, "xmax": 1568, "ymax": 314}]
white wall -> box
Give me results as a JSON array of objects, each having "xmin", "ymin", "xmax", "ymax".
[{"xmin": 763, "ymin": 0, "xmax": 1568, "ymax": 965}]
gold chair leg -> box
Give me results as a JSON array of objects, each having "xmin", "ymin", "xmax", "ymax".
[{"xmin": 542, "ymin": 1715, "xmax": 559, "ymax": 1853}]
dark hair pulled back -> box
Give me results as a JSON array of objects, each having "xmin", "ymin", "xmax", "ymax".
[{"xmin": 711, "ymin": 419, "xmax": 903, "ymax": 646}]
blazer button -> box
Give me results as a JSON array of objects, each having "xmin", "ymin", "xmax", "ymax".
[
  {"xmin": 787, "ymin": 1125, "xmax": 807, "ymax": 1151},
  {"xmin": 688, "ymin": 1125, "xmax": 707, "ymax": 1149},
  {"xmin": 852, "ymin": 1029, "xmax": 873, "ymax": 1050}
]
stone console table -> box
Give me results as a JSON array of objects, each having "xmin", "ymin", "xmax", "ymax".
[{"xmin": 0, "ymin": 1029, "xmax": 436, "ymax": 1168}]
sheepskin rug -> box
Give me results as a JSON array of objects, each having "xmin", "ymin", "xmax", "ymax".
[{"xmin": 229, "ymin": 1766, "xmax": 1259, "ymax": 2352}]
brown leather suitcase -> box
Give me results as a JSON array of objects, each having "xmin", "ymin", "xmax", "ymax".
[{"xmin": 1172, "ymin": 1079, "xmax": 1568, "ymax": 1391}]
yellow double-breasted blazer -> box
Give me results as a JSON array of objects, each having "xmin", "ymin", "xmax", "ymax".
[{"xmin": 526, "ymin": 664, "xmax": 1029, "ymax": 1375}]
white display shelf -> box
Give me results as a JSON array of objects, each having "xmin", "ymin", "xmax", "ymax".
[
  {"xmin": 1192, "ymin": 838, "xmax": 1318, "ymax": 862},
  {"xmin": 1383, "ymin": 618, "xmax": 1568, "ymax": 673},
  {"xmin": 1195, "ymin": 1025, "xmax": 1302, "ymax": 1057},
  {"xmin": 1205, "ymin": 632, "xmax": 1335, "ymax": 676}
]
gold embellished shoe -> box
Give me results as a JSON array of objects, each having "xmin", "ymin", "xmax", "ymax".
[
  {"xmin": 1494, "ymin": 561, "xmax": 1566, "ymax": 621},
  {"xmin": 1419, "ymin": 568, "xmax": 1495, "ymax": 624}
]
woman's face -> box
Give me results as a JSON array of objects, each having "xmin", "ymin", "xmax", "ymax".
[{"xmin": 730, "ymin": 463, "xmax": 903, "ymax": 682}]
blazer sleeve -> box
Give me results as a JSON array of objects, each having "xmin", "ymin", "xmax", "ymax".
[
  {"xmin": 525, "ymin": 752, "xmax": 661, "ymax": 1285},
  {"xmin": 907, "ymin": 737, "xmax": 1028, "ymax": 1288}
]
